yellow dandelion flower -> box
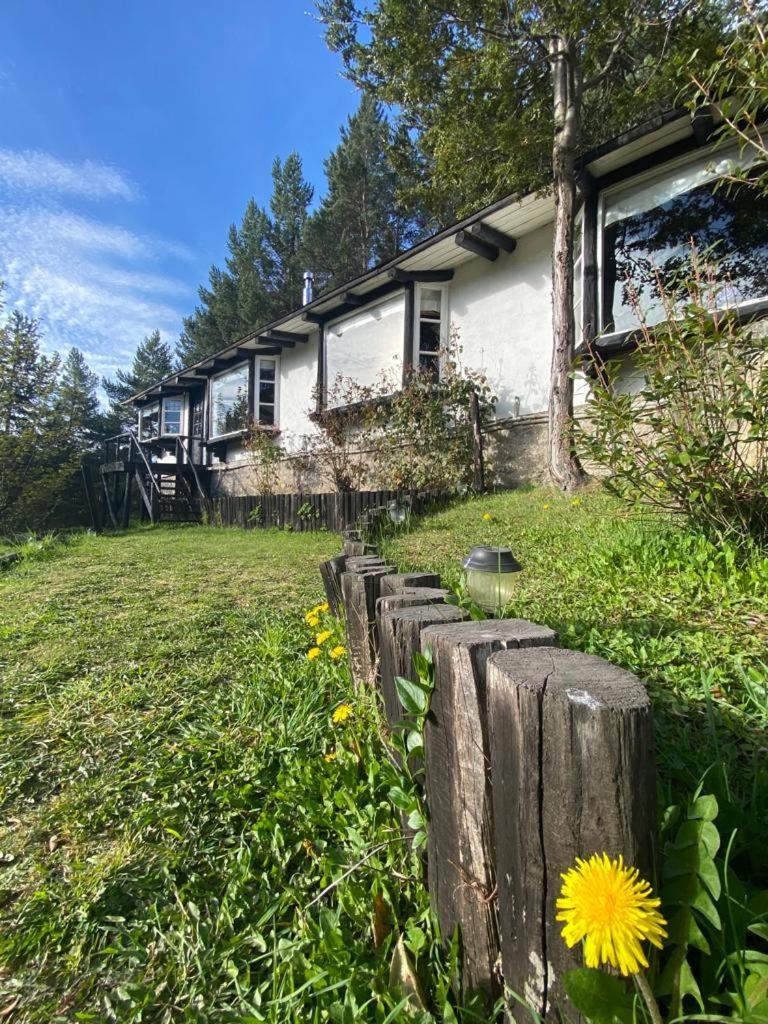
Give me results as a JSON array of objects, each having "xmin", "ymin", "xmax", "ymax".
[
  {"xmin": 571, "ymin": 498, "xmax": 582, "ymax": 507},
  {"xmin": 542, "ymin": 503, "xmax": 550, "ymax": 510},
  {"xmin": 316, "ymin": 630, "xmax": 333, "ymax": 645},
  {"xmin": 556, "ymin": 853, "xmax": 667, "ymax": 977},
  {"xmin": 332, "ymin": 703, "xmax": 353, "ymax": 725},
  {"xmin": 323, "ymin": 751, "xmax": 337, "ymax": 762},
  {"xmin": 307, "ymin": 647, "xmax": 321, "ymax": 661},
  {"xmin": 482, "ymin": 512, "xmax": 494, "ymax": 521},
  {"xmin": 306, "ymin": 613, "xmax": 320, "ymax": 628},
  {"xmin": 329, "ymin": 645, "xmax": 346, "ymax": 660},
  {"xmin": 317, "ymin": 602, "xmax": 330, "ymax": 613}
]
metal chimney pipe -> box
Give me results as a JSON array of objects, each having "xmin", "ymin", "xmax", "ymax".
[{"xmin": 302, "ymin": 270, "xmax": 314, "ymax": 305}]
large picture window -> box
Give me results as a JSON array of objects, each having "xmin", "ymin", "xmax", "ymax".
[
  {"xmin": 139, "ymin": 403, "xmax": 160, "ymax": 440},
  {"xmin": 600, "ymin": 147, "xmax": 768, "ymax": 334},
  {"xmin": 210, "ymin": 363, "xmax": 249, "ymax": 438},
  {"xmin": 254, "ymin": 357, "xmax": 278, "ymax": 426}
]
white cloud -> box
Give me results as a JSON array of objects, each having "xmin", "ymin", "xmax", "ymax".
[
  {"xmin": 0, "ymin": 204, "xmax": 194, "ymax": 380},
  {"xmin": 0, "ymin": 149, "xmax": 138, "ymax": 201}
]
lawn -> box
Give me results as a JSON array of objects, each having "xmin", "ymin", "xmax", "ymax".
[
  {"xmin": 0, "ymin": 526, "xmax": 441, "ymax": 1023},
  {"xmin": 1, "ymin": 498, "xmax": 766, "ymax": 1022},
  {"xmin": 386, "ymin": 488, "xmax": 768, "ymax": 881}
]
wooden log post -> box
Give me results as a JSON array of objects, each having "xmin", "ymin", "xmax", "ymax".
[
  {"xmin": 346, "ymin": 555, "xmax": 387, "ymax": 572},
  {"xmin": 377, "ymin": 587, "xmax": 449, "ymax": 616},
  {"xmin": 378, "ymin": 603, "xmax": 469, "ymax": 735},
  {"xmin": 487, "ymin": 648, "xmax": 656, "ymax": 1022},
  {"xmin": 380, "ymin": 572, "xmax": 442, "ymax": 597},
  {"xmin": 319, "ymin": 554, "xmax": 347, "ymax": 616},
  {"xmin": 420, "ymin": 619, "xmax": 558, "ymax": 1003},
  {"xmin": 341, "ymin": 566, "xmax": 397, "ymax": 688}
]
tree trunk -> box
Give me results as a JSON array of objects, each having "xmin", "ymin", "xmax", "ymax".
[{"xmin": 548, "ymin": 36, "xmax": 588, "ymax": 493}]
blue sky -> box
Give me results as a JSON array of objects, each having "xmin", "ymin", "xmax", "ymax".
[{"xmin": 0, "ymin": 0, "xmax": 360, "ymax": 380}]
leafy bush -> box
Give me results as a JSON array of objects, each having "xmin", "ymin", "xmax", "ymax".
[
  {"xmin": 307, "ymin": 331, "xmax": 496, "ymax": 493},
  {"xmin": 577, "ymin": 264, "xmax": 768, "ymax": 545}
]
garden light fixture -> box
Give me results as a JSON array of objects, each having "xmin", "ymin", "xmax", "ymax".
[{"xmin": 461, "ymin": 545, "xmax": 522, "ymax": 612}]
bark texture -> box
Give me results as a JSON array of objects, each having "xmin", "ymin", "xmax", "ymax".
[
  {"xmin": 487, "ymin": 647, "xmax": 656, "ymax": 1021},
  {"xmin": 420, "ymin": 619, "xmax": 558, "ymax": 1003}
]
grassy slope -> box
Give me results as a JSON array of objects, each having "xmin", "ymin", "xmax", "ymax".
[
  {"xmin": 387, "ymin": 489, "xmax": 768, "ymax": 878},
  {"xmin": 0, "ymin": 527, "xmax": 441, "ymax": 1023}
]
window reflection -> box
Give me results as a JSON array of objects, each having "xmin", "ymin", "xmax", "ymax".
[
  {"xmin": 602, "ymin": 171, "xmax": 768, "ymax": 333},
  {"xmin": 139, "ymin": 403, "xmax": 160, "ymax": 440},
  {"xmin": 210, "ymin": 364, "xmax": 249, "ymax": 437}
]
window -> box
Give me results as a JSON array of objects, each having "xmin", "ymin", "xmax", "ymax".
[
  {"xmin": 415, "ymin": 285, "xmax": 448, "ymax": 378},
  {"xmin": 210, "ymin": 363, "xmax": 249, "ymax": 438},
  {"xmin": 161, "ymin": 398, "xmax": 183, "ymax": 435},
  {"xmin": 139, "ymin": 403, "xmax": 160, "ymax": 440},
  {"xmin": 600, "ymin": 146, "xmax": 768, "ymax": 334},
  {"xmin": 254, "ymin": 357, "xmax": 278, "ymax": 426}
]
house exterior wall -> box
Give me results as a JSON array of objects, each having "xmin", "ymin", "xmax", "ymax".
[
  {"xmin": 447, "ymin": 222, "xmax": 554, "ymax": 419},
  {"xmin": 325, "ymin": 292, "xmax": 406, "ymax": 401}
]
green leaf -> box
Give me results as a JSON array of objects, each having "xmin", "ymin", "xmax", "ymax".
[
  {"xmin": 663, "ymin": 844, "xmax": 721, "ymax": 899},
  {"xmin": 394, "ymin": 676, "xmax": 428, "ymax": 715},
  {"xmin": 664, "ymin": 874, "xmax": 721, "ymax": 930},
  {"xmin": 563, "ymin": 969, "xmax": 633, "ymax": 1024},
  {"xmin": 674, "ymin": 818, "xmax": 721, "ymax": 858},
  {"xmin": 688, "ymin": 795, "xmax": 718, "ymax": 821},
  {"xmin": 666, "ymin": 907, "xmax": 711, "ymax": 954}
]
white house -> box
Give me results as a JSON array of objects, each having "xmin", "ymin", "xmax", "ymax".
[{"xmin": 126, "ymin": 108, "xmax": 768, "ymax": 498}]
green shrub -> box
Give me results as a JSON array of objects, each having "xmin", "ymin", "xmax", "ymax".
[{"xmin": 577, "ymin": 265, "xmax": 768, "ymax": 545}]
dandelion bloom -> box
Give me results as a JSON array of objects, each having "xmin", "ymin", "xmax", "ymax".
[
  {"xmin": 542, "ymin": 503, "xmax": 550, "ymax": 510},
  {"xmin": 482, "ymin": 512, "xmax": 494, "ymax": 521},
  {"xmin": 316, "ymin": 630, "xmax": 333, "ymax": 645},
  {"xmin": 556, "ymin": 853, "xmax": 667, "ymax": 976},
  {"xmin": 307, "ymin": 647, "xmax": 321, "ymax": 661},
  {"xmin": 330, "ymin": 645, "xmax": 346, "ymax": 660},
  {"xmin": 332, "ymin": 703, "xmax": 353, "ymax": 725},
  {"xmin": 323, "ymin": 751, "xmax": 337, "ymax": 762},
  {"xmin": 306, "ymin": 614, "xmax": 320, "ymax": 628},
  {"xmin": 317, "ymin": 602, "xmax": 330, "ymax": 613}
]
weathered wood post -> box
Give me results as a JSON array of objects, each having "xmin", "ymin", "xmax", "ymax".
[
  {"xmin": 486, "ymin": 647, "xmax": 656, "ymax": 1022},
  {"xmin": 420, "ymin": 619, "xmax": 558, "ymax": 1003},
  {"xmin": 470, "ymin": 389, "xmax": 486, "ymax": 493},
  {"xmin": 377, "ymin": 587, "xmax": 449, "ymax": 615},
  {"xmin": 378, "ymin": 603, "xmax": 469, "ymax": 735},
  {"xmin": 341, "ymin": 566, "xmax": 397, "ymax": 688},
  {"xmin": 379, "ymin": 572, "xmax": 442, "ymax": 597},
  {"xmin": 319, "ymin": 554, "xmax": 347, "ymax": 615}
]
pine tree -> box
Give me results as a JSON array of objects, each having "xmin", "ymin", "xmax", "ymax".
[
  {"xmin": 266, "ymin": 153, "xmax": 314, "ymax": 312},
  {"xmin": 103, "ymin": 330, "xmax": 174, "ymax": 431},
  {"xmin": 55, "ymin": 348, "xmax": 102, "ymax": 448},
  {"xmin": 177, "ymin": 156, "xmax": 313, "ymax": 366},
  {"xmin": 0, "ymin": 305, "xmax": 59, "ymax": 434},
  {"xmin": 305, "ymin": 96, "xmax": 429, "ymax": 289}
]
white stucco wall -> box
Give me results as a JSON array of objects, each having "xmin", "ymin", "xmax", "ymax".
[
  {"xmin": 325, "ymin": 292, "xmax": 405, "ymax": 402},
  {"xmin": 446, "ymin": 222, "xmax": 554, "ymax": 419},
  {"xmin": 278, "ymin": 331, "xmax": 322, "ymax": 453}
]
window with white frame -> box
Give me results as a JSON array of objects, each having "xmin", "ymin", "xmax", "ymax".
[
  {"xmin": 254, "ymin": 356, "xmax": 278, "ymax": 426},
  {"xmin": 210, "ymin": 363, "xmax": 249, "ymax": 438},
  {"xmin": 599, "ymin": 146, "xmax": 768, "ymax": 335},
  {"xmin": 139, "ymin": 403, "xmax": 160, "ymax": 440},
  {"xmin": 161, "ymin": 397, "xmax": 183, "ymax": 435},
  {"xmin": 415, "ymin": 285, "xmax": 448, "ymax": 378}
]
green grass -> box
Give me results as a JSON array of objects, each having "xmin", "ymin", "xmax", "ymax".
[
  {"xmin": 0, "ymin": 526, "xmax": 452, "ymax": 1023},
  {"xmin": 385, "ymin": 488, "xmax": 768, "ymax": 881},
  {"xmin": 2, "ymin": 497, "xmax": 767, "ymax": 1021}
]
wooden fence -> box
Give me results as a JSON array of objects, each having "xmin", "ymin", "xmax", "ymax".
[
  {"xmin": 207, "ymin": 488, "xmax": 453, "ymax": 532},
  {"xmin": 319, "ymin": 539, "xmax": 656, "ymax": 1021}
]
